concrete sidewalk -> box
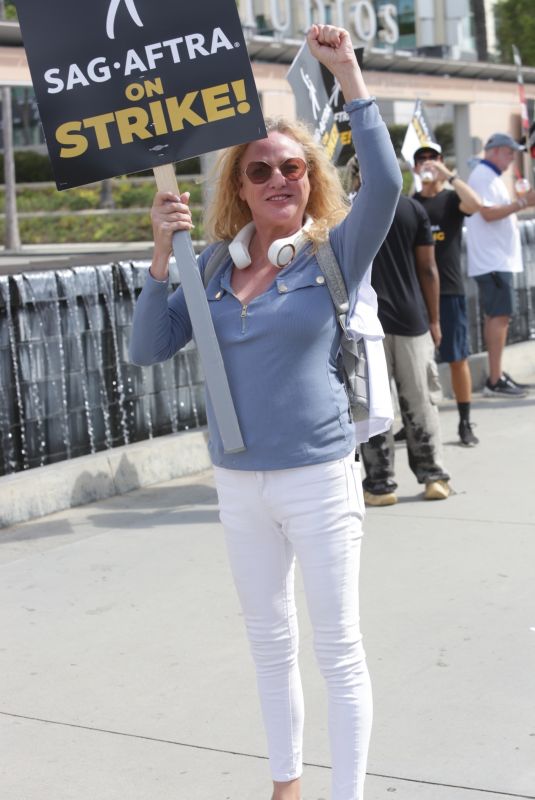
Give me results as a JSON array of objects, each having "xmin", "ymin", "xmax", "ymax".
[
  {"xmin": 2, "ymin": 340, "xmax": 534, "ymax": 530},
  {"xmin": 1, "ymin": 385, "xmax": 535, "ymax": 799}
]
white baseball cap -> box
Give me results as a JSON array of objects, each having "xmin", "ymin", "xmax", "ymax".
[{"xmin": 413, "ymin": 141, "xmax": 442, "ymax": 159}]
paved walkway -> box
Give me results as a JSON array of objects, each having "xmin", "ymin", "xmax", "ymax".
[{"xmin": 1, "ymin": 388, "xmax": 535, "ymax": 800}]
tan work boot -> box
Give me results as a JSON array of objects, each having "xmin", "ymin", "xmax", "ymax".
[
  {"xmin": 364, "ymin": 490, "xmax": 398, "ymax": 507},
  {"xmin": 424, "ymin": 480, "xmax": 450, "ymax": 500}
]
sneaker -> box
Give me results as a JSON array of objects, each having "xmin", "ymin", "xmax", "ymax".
[
  {"xmin": 458, "ymin": 420, "xmax": 479, "ymax": 447},
  {"xmin": 364, "ymin": 490, "xmax": 398, "ymax": 507},
  {"xmin": 482, "ymin": 376, "xmax": 527, "ymax": 397},
  {"xmin": 503, "ymin": 372, "xmax": 530, "ymax": 391},
  {"xmin": 424, "ymin": 480, "xmax": 450, "ymax": 501},
  {"xmin": 393, "ymin": 426, "xmax": 407, "ymax": 442}
]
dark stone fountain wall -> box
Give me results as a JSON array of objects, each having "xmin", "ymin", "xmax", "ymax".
[
  {"xmin": 0, "ymin": 261, "xmax": 205, "ymax": 476},
  {"xmin": 0, "ymin": 221, "xmax": 534, "ymax": 478}
]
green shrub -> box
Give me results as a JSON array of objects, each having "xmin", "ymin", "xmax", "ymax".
[
  {"xmin": 0, "ymin": 150, "xmax": 202, "ymax": 184},
  {"xmin": 177, "ymin": 181, "xmax": 203, "ymax": 203},
  {"xmin": 401, "ymin": 168, "xmax": 415, "ymax": 195},
  {"xmin": 113, "ymin": 180, "xmax": 155, "ymax": 209},
  {"xmin": 6, "ymin": 151, "xmax": 55, "ymax": 182},
  {"xmin": 0, "ymin": 185, "xmax": 56, "ymax": 213},
  {"xmin": 0, "ymin": 185, "xmax": 101, "ymax": 213},
  {"xmin": 63, "ymin": 187, "xmax": 101, "ymax": 210},
  {"xmin": 0, "ymin": 179, "xmax": 199, "ymax": 213},
  {"xmin": 387, "ymin": 124, "xmax": 408, "ymax": 157},
  {"xmin": 175, "ymin": 156, "xmax": 201, "ymax": 175},
  {"xmin": 5, "ymin": 1, "xmax": 17, "ymax": 20},
  {"xmin": 0, "ymin": 208, "xmax": 204, "ymax": 244},
  {"xmin": 127, "ymin": 156, "xmax": 201, "ymax": 179},
  {"xmin": 113, "ymin": 179, "xmax": 202, "ymax": 207},
  {"xmin": 388, "ymin": 122, "xmax": 455, "ymax": 159},
  {"xmin": 435, "ymin": 123, "xmax": 454, "ymax": 157}
]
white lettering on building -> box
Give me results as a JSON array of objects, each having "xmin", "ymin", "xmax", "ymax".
[
  {"xmin": 238, "ymin": 0, "xmax": 399, "ymax": 45},
  {"xmin": 239, "ymin": 0, "xmax": 257, "ymax": 29},
  {"xmin": 377, "ymin": 4, "xmax": 399, "ymax": 44},
  {"xmin": 271, "ymin": 0, "xmax": 292, "ymax": 31},
  {"xmin": 351, "ymin": 0, "xmax": 377, "ymax": 42}
]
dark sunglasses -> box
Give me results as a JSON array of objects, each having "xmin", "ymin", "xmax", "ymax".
[
  {"xmin": 414, "ymin": 152, "xmax": 439, "ymax": 164},
  {"xmin": 243, "ymin": 157, "xmax": 307, "ymax": 184}
]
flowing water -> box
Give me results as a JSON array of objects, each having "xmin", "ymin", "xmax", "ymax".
[
  {"xmin": 0, "ymin": 262, "xmax": 206, "ymax": 476},
  {"xmin": 1, "ymin": 229, "xmax": 534, "ymax": 478}
]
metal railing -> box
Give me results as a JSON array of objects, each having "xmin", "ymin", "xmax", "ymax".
[{"xmin": 463, "ymin": 219, "xmax": 535, "ymax": 351}]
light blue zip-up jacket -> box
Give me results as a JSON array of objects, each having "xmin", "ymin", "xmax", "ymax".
[{"xmin": 130, "ymin": 99, "xmax": 402, "ymax": 470}]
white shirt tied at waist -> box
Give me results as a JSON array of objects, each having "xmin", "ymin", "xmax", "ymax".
[{"xmin": 348, "ymin": 267, "xmax": 393, "ymax": 444}]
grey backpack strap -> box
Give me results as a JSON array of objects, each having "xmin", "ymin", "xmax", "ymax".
[
  {"xmin": 316, "ymin": 239, "xmax": 370, "ymax": 420},
  {"xmin": 202, "ymin": 241, "xmax": 231, "ymax": 288},
  {"xmin": 316, "ymin": 240, "xmax": 350, "ymax": 330}
]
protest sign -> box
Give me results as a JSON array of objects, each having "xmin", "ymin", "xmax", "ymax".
[
  {"xmin": 15, "ymin": 0, "xmax": 264, "ymax": 454},
  {"xmin": 319, "ymin": 49, "xmax": 364, "ymax": 166},
  {"xmin": 287, "ymin": 42, "xmax": 363, "ymax": 166},
  {"xmin": 287, "ymin": 43, "xmax": 337, "ymax": 160},
  {"xmin": 400, "ymin": 100, "xmax": 438, "ymax": 166},
  {"xmin": 15, "ymin": 0, "xmax": 266, "ymax": 190}
]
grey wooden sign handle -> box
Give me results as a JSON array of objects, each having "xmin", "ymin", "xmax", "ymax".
[{"xmin": 153, "ymin": 164, "xmax": 245, "ymax": 454}]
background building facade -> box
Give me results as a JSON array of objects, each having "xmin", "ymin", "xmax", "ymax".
[{"xmin": 238, "ymin": 0, "xmax": 535, "ymax": 183}]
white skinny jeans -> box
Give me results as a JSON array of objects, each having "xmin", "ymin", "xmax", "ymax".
[{"xmin": 213, "ymin": 454, "xmax": 372, "ymax": 800}]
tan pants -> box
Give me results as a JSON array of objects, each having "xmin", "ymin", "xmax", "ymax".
[{"xmin": 360, "ymin": 332, "xmax": 449, "ymax": 492}]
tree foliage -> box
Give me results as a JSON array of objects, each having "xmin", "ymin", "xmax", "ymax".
[
  {"xmin": 435, "ymin": 123, "xmax": 454, "ymax": 156},
  {"xmin": 0, "ymin": 1, "xmax": 17, "ymax": 20},
  {"xmin": 495, "ymin": 0, "xmax": 535, "ymax": 66}
]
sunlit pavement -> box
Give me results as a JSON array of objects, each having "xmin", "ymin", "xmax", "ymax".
[{"xmin": 1, "ymin": 384, "xmax": 534, "ymax": 800}]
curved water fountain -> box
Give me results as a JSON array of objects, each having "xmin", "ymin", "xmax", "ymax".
[
  {"xmin": 1, "ymin": 221, "xmax": 534, "ymax": 479},
  {"xmin": 0, "ymin": 260, "xmax": 205, "ymax": 477}
]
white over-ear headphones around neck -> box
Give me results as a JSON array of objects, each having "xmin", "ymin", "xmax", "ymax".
[{"xmin": 228, "ymin": 217, "xmax": 313, "ymax": 270}]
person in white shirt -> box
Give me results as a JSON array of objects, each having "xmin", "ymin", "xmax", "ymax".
[{"xmin": 466, "ymin": 133, "xmax": 535, "ymax": 396}]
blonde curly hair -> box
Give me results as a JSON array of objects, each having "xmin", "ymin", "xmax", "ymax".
[{"xmin": 204, "ymin": 117, "xmax": 350, "ymax": 246}]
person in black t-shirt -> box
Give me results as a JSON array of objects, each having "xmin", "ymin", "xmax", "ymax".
[
  {"xmin": 413, "ymin": 142, "xmax": 481, "ymax": 446},
  {"xmin": 360, "ymin": 195, "xmax": 451, "ymax": 506}
]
